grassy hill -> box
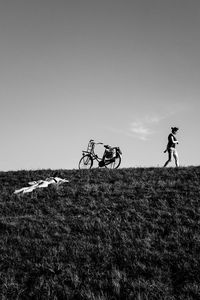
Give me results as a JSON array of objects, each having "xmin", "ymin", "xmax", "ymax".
[{"xmin": 0, "ymin": 167, "xmax": 200, "ymax": 300}]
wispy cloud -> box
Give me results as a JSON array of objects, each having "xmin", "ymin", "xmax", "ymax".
[
  {"xmin": 130, "ymin": 114, "xmax": 162, "ymax": 141},
  {"xmin": 130, "ymin": 121, "xmax": 152, "ymax": 141},
  {"xmin": 106, "ymin": 114, "xmax": 163, "ymax": 141},
  {"xmin": 106, "ymin": 103, "xmax": 188, "ymax": 141},
  {"xmin": 129, "ymin": 104, "xmax": 187, "ymax": 141}
]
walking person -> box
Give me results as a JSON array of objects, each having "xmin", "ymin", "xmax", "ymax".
[{"xmin": 164, "ymin": 127, "xmax": 179, "ymax": 167}]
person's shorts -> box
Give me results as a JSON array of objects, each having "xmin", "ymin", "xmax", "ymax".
[{"xmin": 169, "ymin": 147, "xmax": 178, "ymax": 155}]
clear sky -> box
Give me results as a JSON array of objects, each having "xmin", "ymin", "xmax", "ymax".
[{"xmin": 0, "ymin": 0, "xmax": 200, "ymax": 170}]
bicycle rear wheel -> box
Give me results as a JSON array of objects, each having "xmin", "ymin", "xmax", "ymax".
[
  {"xmin": 79, "ymin": 155, "xmax": 93, "ymax": 169},
  {"xmin": 105, "ymin": 155, "xmax": 121, "ymax": 169}
]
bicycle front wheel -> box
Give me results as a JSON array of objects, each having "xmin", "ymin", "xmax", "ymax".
[
  {"xmin": 105, "ymin": 155, "xmax": 121, "ymax": 169},
  {"xmin": 79, "ymin": 155, "xmax": 93, "ymax": 169}
]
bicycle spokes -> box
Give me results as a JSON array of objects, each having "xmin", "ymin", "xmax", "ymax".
[{"xmin": 79, "ymin": 155, "xmax": 93, "ymax": 169}]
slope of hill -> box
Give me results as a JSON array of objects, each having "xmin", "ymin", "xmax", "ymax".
[{"xmin": 0, "ymin": 167, "xmax": 200, "ymax": 299}]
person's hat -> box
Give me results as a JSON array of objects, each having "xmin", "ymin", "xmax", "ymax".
[{"xmin": 171, "ymin": 127, "xmax": 179, "ymax": 131}]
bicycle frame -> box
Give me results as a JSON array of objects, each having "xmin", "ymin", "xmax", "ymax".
[
  {"xmin": 82, "ymin": 140, "xmax": 103, "ymax": 162},
  {"xmin": 82, "ymin": 150, "xmax": 101, "ymax": 163}
]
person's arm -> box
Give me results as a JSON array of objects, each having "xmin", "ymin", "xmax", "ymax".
[{"xmin": 171, "ymin": 135, "xmax": 179, "ymax": 144}]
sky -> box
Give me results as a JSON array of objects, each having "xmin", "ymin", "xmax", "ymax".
[{"xmin": 0, "ymin": 0, "xmax": 200, "ymax": 170}]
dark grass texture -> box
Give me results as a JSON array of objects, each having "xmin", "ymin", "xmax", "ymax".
[{"xmin": 0, "ymin": 167, "xmax": 200, "ymax": 299}]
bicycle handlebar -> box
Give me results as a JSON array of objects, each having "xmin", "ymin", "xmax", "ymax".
[
  {"xmin": 90, "ymin": 140, "xmax": 120, "ymax": 148},
  {"xmin": 90, "ymin": 140, "xmax": 103, "ymax": 145}
]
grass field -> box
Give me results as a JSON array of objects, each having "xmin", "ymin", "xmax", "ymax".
[{"xmin": 0, "ymin": 167, "xmax": 200, "ymax": 299}]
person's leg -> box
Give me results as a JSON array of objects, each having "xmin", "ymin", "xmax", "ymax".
[
  {"xmin": 164, "ymin": 149, "xmax": 172, "ymax": 167},
  {"xmin": 173, "ymin": 149, "xmax": 179, "ymax": 167}
]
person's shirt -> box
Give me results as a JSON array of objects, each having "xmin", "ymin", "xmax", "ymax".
[{"xmin": 167, "ymin": 133, "xmax": 177, "ymax": 148}]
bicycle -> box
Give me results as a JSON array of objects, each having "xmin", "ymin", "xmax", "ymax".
[{"xmin": 78, "ymin": 139, "xmax": 122, "ymax": 169}]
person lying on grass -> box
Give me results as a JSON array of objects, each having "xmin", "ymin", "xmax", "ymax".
[{"xmin": 14, "ymin": 177, "xmax": 69, "ymax": 194}]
